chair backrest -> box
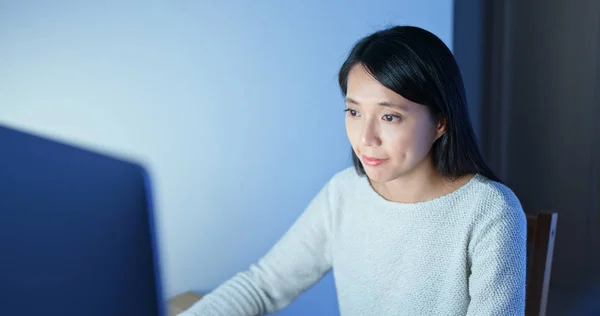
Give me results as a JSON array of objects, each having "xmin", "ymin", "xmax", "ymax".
[{"xmin": 525, "ymin": 211, "xmax": 558, "ymax": 316}]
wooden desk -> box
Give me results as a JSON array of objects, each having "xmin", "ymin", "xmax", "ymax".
[{"xmin": 169, "ymin": 291, "xmax": 204, "ymax": 316}]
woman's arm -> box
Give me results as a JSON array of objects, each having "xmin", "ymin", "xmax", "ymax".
[
  {"xmin": 178, "ymin": 179, "xmax": 336, "ymax": 316},
  {"xmin": 466, "ymin": 204, "xmax": 527, "ymax": 316}
]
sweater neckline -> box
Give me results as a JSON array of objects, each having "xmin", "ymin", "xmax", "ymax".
[{"xmin": 360, "ymin": 173, "xmax": 484, "ymax": 210}]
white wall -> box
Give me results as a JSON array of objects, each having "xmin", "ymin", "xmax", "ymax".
[{"xmin": 0, "ymin": 1, "xmax": 452, "ymax": 313}]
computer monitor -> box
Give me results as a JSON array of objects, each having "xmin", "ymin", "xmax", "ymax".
[{"xmin": 0, "ymin": 124, "xmax": 165, "ymax": 315}]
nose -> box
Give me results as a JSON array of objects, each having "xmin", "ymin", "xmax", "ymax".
[{"xmin": 360, "ymin": 120, "xmax": 382, "ymax": 147}]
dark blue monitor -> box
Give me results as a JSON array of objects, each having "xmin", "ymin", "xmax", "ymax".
[{"xmin": 0, "ymin": 124, "xmax": 165, "ymax": 315}]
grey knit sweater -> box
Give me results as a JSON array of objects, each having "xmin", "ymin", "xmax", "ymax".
[{"xmin": 179, "ymin": 167, "xmax": 527, "ymax": 315}]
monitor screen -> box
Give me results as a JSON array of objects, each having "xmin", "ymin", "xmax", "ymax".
[{"xmin": 0, "ymin": 124, "xmax": 164, "ymax": 315}]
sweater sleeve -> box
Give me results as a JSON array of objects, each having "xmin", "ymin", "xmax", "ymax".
[
  {"xmin": 465, "ymin": 203, "xmax": 527, "ymax": 316},
  {"xmin": 177, "ymin": 178, "xmax": 336, "ymax": 316}
]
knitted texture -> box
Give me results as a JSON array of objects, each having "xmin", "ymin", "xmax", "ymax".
[{"xmin": 179, "ymin": 167, "xmax": 527, "ymax": 316}]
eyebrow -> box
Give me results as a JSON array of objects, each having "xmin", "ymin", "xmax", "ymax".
[{"xmin": 345, "ymin": 97, "xmax": 410, "ymax": 111}]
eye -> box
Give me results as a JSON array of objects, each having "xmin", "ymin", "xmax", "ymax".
[
  {"xmin": 344, "ymin": 108, "xmax": 360, "ymax": 117},
  {"xmin": 383, "ymin": 114, "xmax": 402, "ymax": 122}
]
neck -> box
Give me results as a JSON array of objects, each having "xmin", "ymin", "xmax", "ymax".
[{"xmin": 369, "ymin": 157, "xmax": 470, "ymax": 204}]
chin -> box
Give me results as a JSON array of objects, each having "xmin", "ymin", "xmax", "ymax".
[{"xmin": 362, "ymin": 165, "xmax": 400, "ymax": 183}]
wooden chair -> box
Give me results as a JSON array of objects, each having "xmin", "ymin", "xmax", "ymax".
[{"xmin": 526, "ymin": 211, "xmax": 558, "ymax": 316}]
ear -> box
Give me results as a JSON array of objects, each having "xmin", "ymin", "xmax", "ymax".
[{"xmin": 434, "ymin": 116, "xmax": 446, "ymax": 141}]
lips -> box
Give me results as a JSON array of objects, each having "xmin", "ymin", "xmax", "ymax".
[{"xmin": 361, "ymin": 155, "xmax": 388, "ymax": 166}]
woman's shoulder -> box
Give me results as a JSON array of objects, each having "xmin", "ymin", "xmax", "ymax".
[
  {"xmin": 467, "ymin": 175, "xmax": 525, "ymax": 221},
  {"xmin": 321, "ymin": 166, "xmax": 365, "ymax": 198},
  {"xmin": 330, "ymin": 166, "xmax": 362, "ymax": 183}
]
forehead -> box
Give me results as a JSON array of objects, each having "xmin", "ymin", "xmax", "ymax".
[{"xmin": 346, "ymin": 64, "xmax": 416, "ymax": 108}]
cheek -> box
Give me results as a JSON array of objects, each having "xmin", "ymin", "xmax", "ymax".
[
  {"xmin": 380, "ymin": 125, "xmax": 409, "ymax": 152},
  {"xmin": 381, "ymin": 122, "xmax": 430, "ymax": 157},
  {"xmin": 410, "ymin": 122, "xmax": 438, "ymax": 154}
]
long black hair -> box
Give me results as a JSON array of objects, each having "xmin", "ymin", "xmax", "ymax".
[{"xmin": 338, "ymin": 25, "xmax": 500, "ymax": 183}]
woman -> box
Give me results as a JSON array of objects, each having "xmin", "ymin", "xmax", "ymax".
[{"xmin": 179, "ymin": 25, "xmax": 527, "ymax": 316}]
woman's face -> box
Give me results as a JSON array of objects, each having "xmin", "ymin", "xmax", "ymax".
[{"xmin": 344, "ymin": 64, "xmax": 446, "ymax": 183}]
